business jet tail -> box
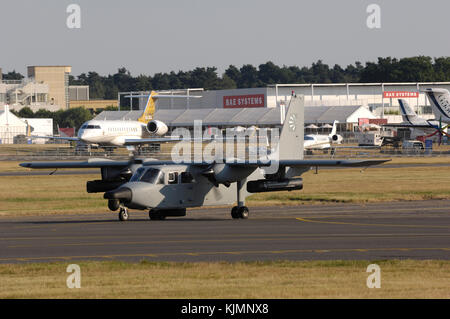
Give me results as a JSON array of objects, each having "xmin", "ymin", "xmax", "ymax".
[{"xmin": 422, "ymin": 88, "xmax": 450, "ymax": 122}]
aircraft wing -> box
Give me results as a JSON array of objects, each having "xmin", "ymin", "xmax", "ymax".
[
  {"xmin": 124, "ymin": 137, "xmax": 185, "ymax": 145},
  {"xmin": 124, "ymin": 136, "xmax": 253, "ymax": 145},
  {"xmin": 20, "ymin": 158, "xmax": 132, "ymax": 169},
  {"xmin": 30, "ymin": 135, "xmax": 80, "ymax": 142},
  {"xmin": 226, "ymin": 159, "xmax": 390, "ymax": 168}
]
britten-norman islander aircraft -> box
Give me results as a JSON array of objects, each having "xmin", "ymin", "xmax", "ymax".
[{"xmin": 20, "ymin": 97, "xmax": 389, "ymax": 221}]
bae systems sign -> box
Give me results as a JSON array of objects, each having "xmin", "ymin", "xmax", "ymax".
[
  {"xmin": 383, "ymin": 91, "xmax": 419, "ymax": 98},
  {"xmin": 223, "ymin": 94, "xmax": 265, "ymax": 108}
]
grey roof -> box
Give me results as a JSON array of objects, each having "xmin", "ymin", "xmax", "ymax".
[
  {"xmin": 94, "ymin": 110, "xmax": 142, "ymax": 121},
  {"xmin": 306, "ymin": 105, "xmax": 362, "ymax": 124},
  {"xmin": 94, "ymin": 104, "xmax": 368, "ymax": 127}
]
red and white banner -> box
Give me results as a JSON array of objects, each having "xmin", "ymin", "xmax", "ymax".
[
  {"xmin": 223, "ymin": 94, "xmax": 265, "ymax": 108},
  {"xmin": 383, "ymin": 91, "xmax": 419, "ymax": 99}
]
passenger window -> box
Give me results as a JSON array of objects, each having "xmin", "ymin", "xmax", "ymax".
[
  {"xmin": 168, "ymin": 172, "xmax": 179, "ymax": 184},
  {"xmin": 180, "ymin": 172, "xmax": 195, "ymax": 183}
]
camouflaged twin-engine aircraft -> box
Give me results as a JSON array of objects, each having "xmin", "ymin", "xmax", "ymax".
[{"xmin": 20, "ymin": 97, "xmax": 389, "ymax": 221}]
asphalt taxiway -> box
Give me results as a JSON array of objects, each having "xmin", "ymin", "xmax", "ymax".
[{"xmin": 0, "ymin": 200, "xmax": 449, "ymax": 263}]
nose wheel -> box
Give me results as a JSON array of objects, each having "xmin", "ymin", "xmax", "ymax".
[
  {"xmin": 231, "ymin": 206, "xmax": 249, "ymax": 219},
  {"xmin": 118, "ymin": 207, "xmax": 129, "ymax": 221}
]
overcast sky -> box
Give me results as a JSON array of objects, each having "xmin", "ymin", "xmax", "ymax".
[{"xmin": 1, "ymin": 0, "xmax": 449, "ymax": 76}]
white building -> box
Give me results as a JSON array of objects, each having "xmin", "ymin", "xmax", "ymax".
[
  {"xmin": 21, "ymin": 118, "xmax": 53, "ymax": 144},
  {"xmin": 0, "ymin": 105, "xmax": 27, "ymax": 144}
]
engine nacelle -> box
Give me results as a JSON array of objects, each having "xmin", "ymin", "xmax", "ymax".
[
  {"xmin": 247, "ymin": 178, "xmax": 303, "ymax": 193},
  {"xmin": 331, "ymin": 134, "xmax": 343, "ymax": 144},
  {"xmin": 147, "ymin": 120, "xmax": 168, "ymax": 136}
]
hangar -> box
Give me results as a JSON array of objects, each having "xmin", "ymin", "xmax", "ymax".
[
  {"xmin": 121, "ymin": 82, "xmax": 450, "ymax": 119},
  {"xmin": 95, "ymin": 104, "xmax": 375, "ymax": 133}
]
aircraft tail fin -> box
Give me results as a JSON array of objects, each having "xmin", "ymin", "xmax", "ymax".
[
  {"xmin": 138, "ymin": 91, "xmax": 157, "ymax": 123},
  {"xmin": 422, "ymin": 88, "xmax": 450, "ymax": 121},
  {"xmin": 329, "ymin": 120, "xmax": 338, "ymax": 137},
  {"xmin": 398, "ymin": 99, "xmax": 420, "ymax": 124},
  {"xmin": 275, "ymin": 96, "xmax": 304, "ymax": 160}
]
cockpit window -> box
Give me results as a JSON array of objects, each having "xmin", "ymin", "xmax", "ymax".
[
  {"xmin": 85, "ymin": 125, "xmax": 101, "ymax": 129},
  {"xmin": 305, "ymin": 136, "xmax": 314, "ymax": 141},
  {"xmin": 131, "ymin": 168, "xmax": 164, "ymax": 184},
  {"xmin": 130, "ymin": 167, "xmax": 146, "ymax": 182}
]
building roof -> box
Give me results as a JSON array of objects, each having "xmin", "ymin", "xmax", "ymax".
[{"xmin": 94, "ymin": 104, "xmax": 374, "ymax": 127}]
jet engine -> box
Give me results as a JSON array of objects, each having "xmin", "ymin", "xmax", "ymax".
[
  {"xmin": 331, "ymin": 134, "xmax": 343, "ymax": 144},
  {"xmin": 147, "ymin": 120, "xmax": 168, "ymax": 136}
]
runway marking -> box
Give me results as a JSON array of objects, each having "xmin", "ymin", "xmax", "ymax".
[
  {"xmin": 6, "ymin": 234, "xmax": 450, "ymax": 249},
  {"xmin": 295, "ymin": 217, "xmax": 450, "ymax": 229},
  {"xmin": 0, "ymin": 247, "xmax": 449, "ymax": 263},
  {"xmin": 3, "ymin": 233, "xmax": 449, "ymax": 242}
]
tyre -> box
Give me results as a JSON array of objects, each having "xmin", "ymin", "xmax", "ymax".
[
  {"xmin": 231, "ymin": 206, "xmax": 239, "ymax": 219},
  {"xmin": 238, "ymin": 206, "xmax": 249, "ymax": 219},
  {"xmin": 118, "ymin": 208, "xmax": 129, "ymax": 221}
]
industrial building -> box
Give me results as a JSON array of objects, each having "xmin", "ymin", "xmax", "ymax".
[
  {"xmin": 109, "ymin": 82, "xmax": 450, "ymax": 132},
  {"xmin": 1, "ymin": 65, "xmax": 116, "ymax": 112},
  {"xmin": 123, "ymin": 82, "xmax": 450, "ymax": 120}
]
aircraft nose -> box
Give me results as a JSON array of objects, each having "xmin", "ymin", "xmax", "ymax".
[{"xmin": 104, "ymin": 187, "xmax": 132, "ymax": 201}]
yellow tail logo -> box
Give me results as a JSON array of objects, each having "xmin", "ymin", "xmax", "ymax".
[{"xmin": 138, "ymin": 91, "xmax": 157, "ymax": 123}]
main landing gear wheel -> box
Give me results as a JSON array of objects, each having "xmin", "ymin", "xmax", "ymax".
[
  {"xmin": 231, "ymin": 206, "xmax": 239, "ymax": 219},
  {"xmin": 149, "ymin": 209, "xmax": 166, "ymax": 220},
  {"xmin": 118, "ymin": 207, "xmax": 129, "ymax": 221},
  {"xmin": 231, "ymin": 206, "xmax": 249, "ymax": 219}
]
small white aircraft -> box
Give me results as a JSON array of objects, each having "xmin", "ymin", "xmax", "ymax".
[{"xmin": 304, "ymin": 120, "xmax": 343, "ymax": 150}]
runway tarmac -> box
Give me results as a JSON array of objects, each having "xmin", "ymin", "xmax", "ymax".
[{"xmin": 1, "ymin": 200, "xmax": 449, "ymax": 263}]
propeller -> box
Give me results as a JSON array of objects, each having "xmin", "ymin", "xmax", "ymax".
[{"xmin": 200, "ymin": 163, "xmax": 231, "ymax": 188}]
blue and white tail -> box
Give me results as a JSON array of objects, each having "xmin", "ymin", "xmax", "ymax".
[
  {"xmin": 422, "ymin": 88, "xmax": 450, "ymax": 122},
  {"xmin": 398, "ymin": 99, "xmax": 420, "ymax": 124}
]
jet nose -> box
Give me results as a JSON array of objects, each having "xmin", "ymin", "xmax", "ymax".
[{"xmin": 104, "ymin": 187, "xmax": 132, "ymax": 201}]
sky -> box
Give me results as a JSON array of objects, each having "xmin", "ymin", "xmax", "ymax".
[{"xmin": 1, "ymin": 0, "xmax": 449, "ymax": 77}]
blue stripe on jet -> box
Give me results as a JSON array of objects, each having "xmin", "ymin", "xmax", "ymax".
[
  {"xmin": 428, "ymin": 92, "xmax": 450, "ymax": 118},
  {"xmin": 398, "ymin": 100, "xmax": 412, "ymax": 125}
]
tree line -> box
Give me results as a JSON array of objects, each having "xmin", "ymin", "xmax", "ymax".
[
  {"xmin": 68, "ymin": 56, "xmax": 450, "ymax": 99},
  {"xmin": 3, "ymin": 56, "xmax": 450, "ymax": 101}
]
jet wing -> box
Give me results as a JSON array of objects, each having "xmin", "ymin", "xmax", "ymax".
[
  {"xmin": 30, "ymin": 135, "xmax": 80, "ymax": 142},
  {"xmin": 124, "ymin": 137, "xmax": 185, "ymax": 145},
  {"xmin": 124, "ymin": 136, "xmax": 252, "ymax": 145}
]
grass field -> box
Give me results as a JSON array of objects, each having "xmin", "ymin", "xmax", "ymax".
[
  {"xmin": 2, "ymin": 157, "xmax": 450, "ymax": 299},
  {"xmin": 2, "ymin": 157, "xmax": 450, "ymax": 216},
  {"xmin": 0, "ymin": 260, "xmax": 448, "ymax": 298}
]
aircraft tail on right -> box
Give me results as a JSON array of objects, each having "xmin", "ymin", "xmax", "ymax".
[{"xmin": 422, "ymin": 88, "xmax": 450, "ymax": 121}]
